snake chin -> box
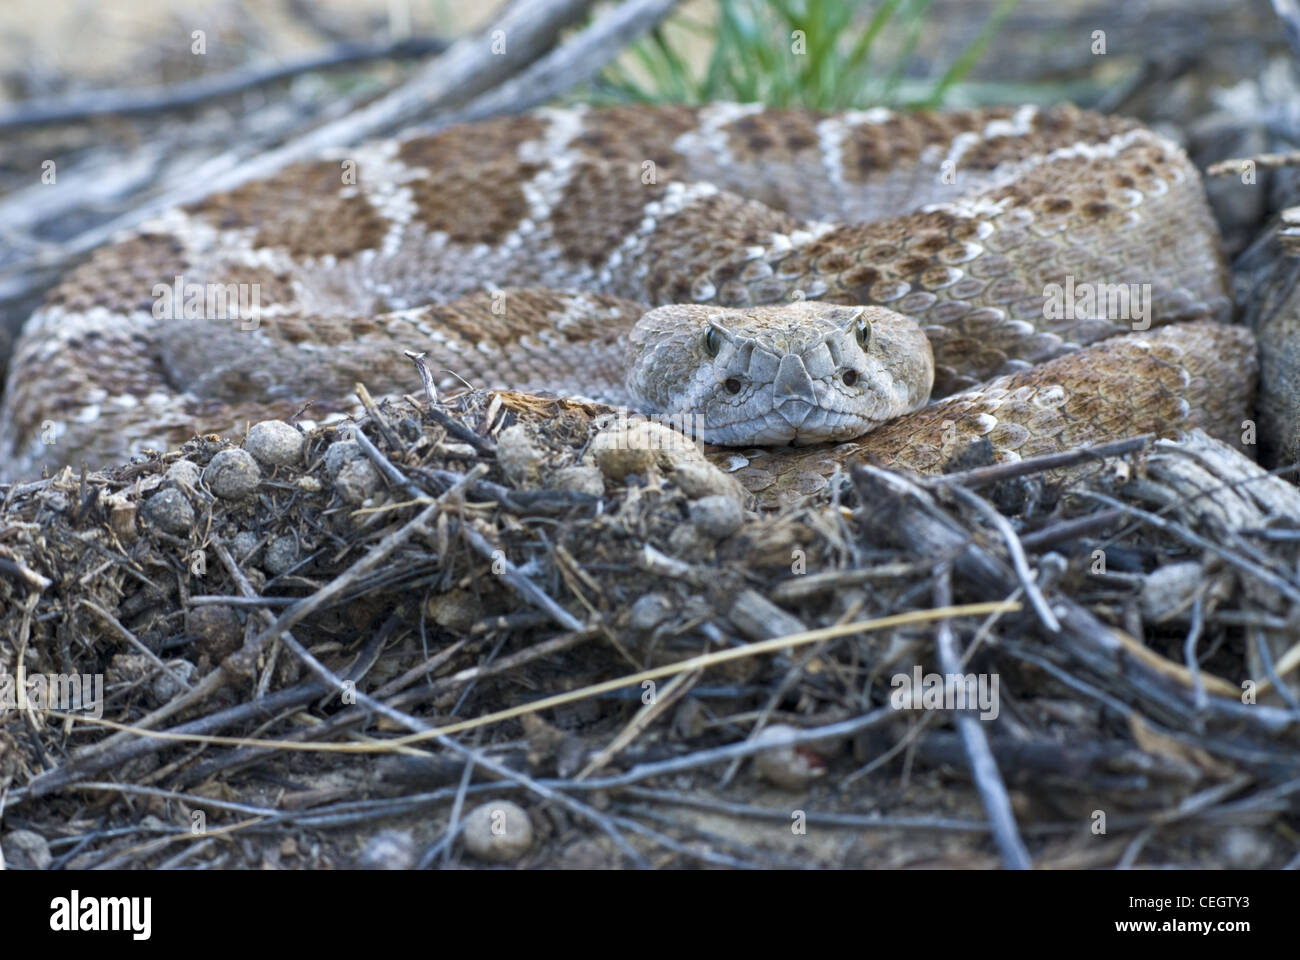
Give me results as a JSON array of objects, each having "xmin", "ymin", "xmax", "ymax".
[{"xmin": 626, "ymin": 301, "xmax": 935, "ymax": 447}]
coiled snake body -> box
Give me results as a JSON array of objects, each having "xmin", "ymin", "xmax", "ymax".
[{"xmin": 0, "ymin": 103, "xmax": 1257, "ymax": 493}]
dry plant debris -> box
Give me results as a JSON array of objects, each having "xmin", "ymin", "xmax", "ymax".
[{"xmin": 1, "ymin": 376, "xmax": 1297, "ymax": 870}]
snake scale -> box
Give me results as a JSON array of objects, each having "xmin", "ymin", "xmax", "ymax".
[{"xmin": 0, "ymin": 103, "xmax": 1258, "ymax": 496}]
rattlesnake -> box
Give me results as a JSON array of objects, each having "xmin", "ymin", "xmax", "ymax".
[{"xmin": 0, "ymin": 103, "xmax": 1258, "ymax": 493}]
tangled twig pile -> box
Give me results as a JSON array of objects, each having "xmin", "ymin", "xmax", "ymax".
[{"xmin": 1, "ymin": 376, "xmax": 1297, "ymax": 869}]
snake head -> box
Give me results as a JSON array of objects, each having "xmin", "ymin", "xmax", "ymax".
[{"xmin": 626, "ymin": 302, "xmax": 934, "ymax": 446}]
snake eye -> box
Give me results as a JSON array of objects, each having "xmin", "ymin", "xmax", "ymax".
[
  {"xmin": 855, "ymin": 318, "xmax": 872, "ymax": 350},
  {"xmin": 724, "ymin": 377, "xmax": 743, "ymax": 394},
  {"xmin": 842, "ymin": 370, "xmax": 860, "ymax": 387},
  {"xmin": 703, "ymin": 325, "xmax": 723, "ymax": 358}
]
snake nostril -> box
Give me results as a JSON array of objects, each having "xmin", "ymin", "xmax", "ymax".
[
  {"xmin": 842, "ymin": 369, "xmax": 860, "ymax": 387},
  {"xmin": 724, "ymin": 377, "xmax": 743, "ymax": 394}
]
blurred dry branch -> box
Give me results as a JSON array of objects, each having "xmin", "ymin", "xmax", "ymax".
[{"xmin": 0, "ymin": 35, "xmax": 450, "ymax": 130}]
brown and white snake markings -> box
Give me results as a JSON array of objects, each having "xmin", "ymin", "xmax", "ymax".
[{"xmin": 0, "ymin": 103, "xmax": 1256, "ymax": 495}]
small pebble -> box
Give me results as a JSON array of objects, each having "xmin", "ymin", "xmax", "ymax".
[
  {"xmin": 263, "ymin": 535, "xmax": 300, "ymax": 576},
  {"xmin": 753, "ymin": 724, "xmax": 827, "ymax": 790},
  {"xmin": 187, "ymin": 604, "xmax": 242, "ymax": 664},
  {"xmin": 629, "ymin": 593, "xmax": 674, "ymax": 631},
  {"xmin": 230, "ymin": 531, "xmax": 261, "ymax": 561},
  {"xmin": 1, "ymin": 829, "xmax": 52, "ymax": 870},
  {"xmin": 1217, "ymin": 826, "xmax": 1272, "ymax": 869},
  {"xmin": 549, "ymin": 465, "xmax": 605, "ymax": 497},
  {"xmin": 689, "ymin": 494, "xmax": 744, "ymax": 539},
  {"xmin": 142, "ymin": 488, "xmax": 195, "ymax": 535},
  {"xmin": 427, "ymin": 589, "xmax": 484, "ymax": 633},
  {"xmin": 463, "ymin": 800, "xmax": 534, "ymax": 863},
  {"xmin": 165, "ymin": 459, "xmax": 201, "ymax": 486},
  {"xmin": 671, "ymin": 460, "xmax": 747, "ymax": 504},
  {"xmin": 333, "ymin": 458, "xmax": 381, "ymax": 504},
  {"xmin": 324, "ymin": 440, "xmax": 381, "ymax": 503},
  {"xmin": 245, "ymin": 420, "xmax": 304, "ymax": 467},
  {"xmin": 496, "ymin": 424, "xmax": 545, "ymax": 488},
  {"xmin": 204, "ymin": 449, "xmax": 261, "ymax": 500},
  {"xmin": 323, "ymin": 439, "xmax": 362, "ymax": 477},
  {"xmin": 150, "ymin": 659, "xmax": 197, "ymax": 703},
  {"xmin": 357, "ymin": 830, "xmax": 417, "ymax": 870}
]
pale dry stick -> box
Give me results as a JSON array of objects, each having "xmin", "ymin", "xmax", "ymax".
[
  {"xmin": 842, "ymin": 584, "xmax": 1025, "ymax": 789},
  {"xmin": 620, "ymin": 787, "xmax": 994, "ymax": 834},
  {"xmin": 1207, "ymin": 152, "xmax": 1300, "ymax": 176},
  {"xmin": 438, "ymin": 744, "xmax": 482, "ymax": 869},
  {"xmin": 1252, "ymin": 629, "xmax": 1300, "ymax": 715},
  {"xmin": 1079, "ymin": 491, "xmax": 1300, "ymax": 607},
  {"xmin": 284, "ymin": 784, "xmax": 504, "ymax": 831},
  {"xmin": 79, "ymin": 638, "xmax": 243, "ymax": 753},
  {"xmin": 1275, "ymin": 0, "xmax": 1300, "ymax": 59},
  {"xmin": 852, "ymin": 463, "xmax": 1293, "ymax": 734},
  {"xmin": 458, "ymin": 527, "xmax": 587, "ymax": 629},
  {"xmin": 155, "ymin": 837, "xmax": 218, "ymax": 870},
  {"xmin": 717, "ymin": 595, "xmax": 868, "ymax": 788},
  {"xmin": 18, "ymin": 621, "xmax": 393, "ymax": 804},
  {"xmin": 86, "ymin": 813, "xmax": 266, "ymax": 870},
  {"xmin": 271, "ymin": 604, "xmax": 650, "ymax": 867},
  {"xmin": 1018, "ymin": 508, "xmax": 1127, "ymax": 552},
  {"xmin": 379, "ymin": 603, "xmax": 1019, "ymax": 747},
  {"xmin": 924, "ymin": 435, "xmax": 1154, "ymax": 490},
  {"xmin": 1211, "ymin": 773, "xmax": 1300, "ymax": 819},
  {"xmin": 213, "ymin": 526, "xmax": 649, "ymax": 866},
  {"xmin": 399, "ymin": 631, "xmax": 600, "ymax": 707},
  {"xmin": 576, "ymin": 669, "xmax": 703, "ymax": 780},
  {"xmin": 404, "ymin": 350, "xmax": 440, "ymax": 405},
  {"xmin": 602, "ymin": 811, "xmax": 765, "ymax": 870},
  {"xmin": 416, "ymin": 819, "xmax": 468, "ymax": 869},
  {"xmin": 932, "ymin": 570, "xmax": 1032, "ymax": 871},
  {"xmin": 1003, "ymin": 640, "xmax": 1298, "ymax": 771},
  {"xmin": 402, "ymin": 352, "xmax": 499, "ymax": 455},
  {"xmin": 188, "ymin": 595, "xmax": 297, "ymax": 608},
  {"xmin": 555, "ymin": 709, "xmax": 896, "ymax": 791},
  {"xmin": 79, "ymin": 599, "xmax": 195, "ymax": 693},
  {"xmin": 371, "ymin": 639, "xmax": 469, "ymax": 700},
  {"xmin": 945, "ymin": 484, "xmax": 1060, "ymax": 633},
  {"xmin": 350, "ymin": 426, "xmax": 582, "ymax": 631},
  {"xmin": 621, "ymin": 804, "xmax": 800, "ymax": 869},
  {"xmin": 71, "ymin": 781, "xmax": 280, "ymax": 820},
  {"xmin": 17, "ymin": 678, "xmax": 333, "ymax": 803},
  {"xmin": 438, "ymin": 0, "xmax": 683, "ymax": 129},
  {"xmin": 0, "ymin": 144, "xmax": 169, "ymax": 241},
  {"xmin": 0, "ymin": 36, "xmax": 451, "ymax": 129},
  {"xmin": 0, "ymin": 0, "xmax": 597, "ymax": 283},
  {"xmin": 0, "ymin": 553, "xmax": 51, "ymax": 592},
  {"xmin": 769, "ymin": 561, "xmax": 931, "ymax": 603},
  {"xmin": 1184, "ymin": 594, "xmax": 1210, "ymax": 714},
  {"xmin": 169, "ymin": 632, "xmax": 464, "ymax": 791},
  {"xmin": 242, "ymin": 464, "xmax": 480, "ymax": 652},
  {"xmin": 353, "ymin": 383, "xmax": 403, "ymax": 453},
  {"xmin": 1115, "ymin": 774, "xmax": 1254, "ymax": 869}
]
